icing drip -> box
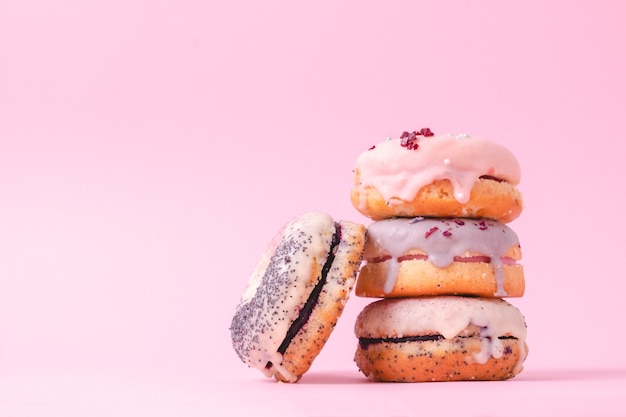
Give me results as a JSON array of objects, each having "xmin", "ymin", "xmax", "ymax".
[
  {"xmin": 265, "ymin": 360, "xmax": 297, "ymax": 383},
  {"xmin": 363, "ymin": 217, "xmax": 520, "ymax": 296},
  {"xmin": 354, "ymin": 135, "xmax": 521, "ymax": 207}
]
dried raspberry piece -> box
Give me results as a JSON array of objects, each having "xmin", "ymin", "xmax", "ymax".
[
  {"xmin": 399, "ymin": 128, "xmax": 435, "ymax": 150},
  {"xmin": 400, "ymin": 131, "xmax": 419, "ymax": 150},
  {"xmin": 425, "ymin": 227, "xmax": 439, "ymax": 238},
  {"xmin": 419, "ymin": 127, "xmax": 434, "ymax": 137}
]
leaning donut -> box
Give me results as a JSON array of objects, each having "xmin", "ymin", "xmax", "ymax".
[{"xmin": 230, "ymin": 211, "xmax": 366, "ymax": 382}]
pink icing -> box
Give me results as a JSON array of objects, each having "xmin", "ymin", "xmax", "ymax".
[{"xmin": 354, "ymin": 134, "xmax": 521, "ymax": 205}]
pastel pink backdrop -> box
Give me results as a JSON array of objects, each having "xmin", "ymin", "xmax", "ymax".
[{"xmin": 1, "ymin": 1, "xmax": 625, "ymax": 415}]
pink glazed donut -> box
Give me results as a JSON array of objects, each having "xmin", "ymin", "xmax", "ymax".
[
  {"xmin": 350, "ymin": 130, "xmax": 523, "ymax": 222},
  {"xmin": 230, "ymin": 211, "xmax": 365, "ymax": 382}
]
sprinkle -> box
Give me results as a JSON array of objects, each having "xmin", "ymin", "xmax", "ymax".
[
  {"xmin": 425, "ymin": 227, "xmax": 439, "ymax": 238},
  {"xmin": 400, "ymin": 128, "xmax": 434, "ymax": 150},
  {"xmin": 442, "ymin": 230, "xmax": 452, "ymax": 237},
  {"xmin": 419, "ymin": 127, "xmax": 435, "ymax": 137},
  {"xmin": 368, "ymin": 145, "xmax": 376, "ymax": 150},
  {"xmin": 400, "ymin": 131, "xmax": 420, "ymax": 150}
]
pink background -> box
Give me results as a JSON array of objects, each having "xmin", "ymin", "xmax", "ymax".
[{"xmin": 1, "ymin": 1, "xmax": 625, "ymax": 415}]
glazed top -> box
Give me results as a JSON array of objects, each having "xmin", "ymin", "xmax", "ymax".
[{"xmin": 353, "ymin": 133, "xmax": 521, "ymax": 204}]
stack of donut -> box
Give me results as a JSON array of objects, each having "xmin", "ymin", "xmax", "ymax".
[
  {"xmin": 230, "ymin": 128, "xmax": 529, "ymax": 383},
  {"xmin": 350, "ymin": 129, "xmax": 529, "ymax": 382}
]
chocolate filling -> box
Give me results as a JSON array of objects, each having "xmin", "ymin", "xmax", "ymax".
[
  {"xmin": 359, "ymin": 335, "xmax": 444, "ymax": 350},
  {"xmin": 266, "ymin": 223, "xmax": 342, "ymax": 369},
  {"xmin": 479, "ymin": 175, "xmax": 506, "ymax": 183},
  {"xmin": 358, "ymin": 334, "xmax": 518, "ymax": 350}
]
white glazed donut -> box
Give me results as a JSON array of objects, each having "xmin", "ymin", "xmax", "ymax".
[{"xmin": 355, "ymin": 217, "xmax": 524, "ymax": 298}]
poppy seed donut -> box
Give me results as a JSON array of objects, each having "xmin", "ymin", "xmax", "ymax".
[
  {"xmin": 354, "ymin": 297, "xmax": 528, "ymax": 382},
  {"xmin": 230, "ymin": 211, "xmax": 366, "ymax": 382},
  {"xmin": 351, "ymin": 132, "xmax": 523, "ymax": 222}
]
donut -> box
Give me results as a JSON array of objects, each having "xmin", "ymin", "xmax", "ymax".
[
  {"xmin": 354, "ymin": 296, "xmax": 528, "ymax": 382},
  {"xmin": 355, "ymin": 217, "xmax": 524, "ymax": 298},
  {"xmin": 230, "ymin": 211, "xmax": 366, "ymax": 382},
  {"xmin": 351, "ymin": 130, "xmax": 523, "ymax": 222}
]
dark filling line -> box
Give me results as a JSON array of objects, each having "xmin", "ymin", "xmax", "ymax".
[
  {"xmin": 479, "ymin": 175, "xmax": 506, "ymax": 183},
  {"xmin": 359, "ymin": 334, "xmax": 518, "ymax": 350},
  {"xmin": 266, "ymin": 223, "xmax": 342, "ymax": 370}
]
